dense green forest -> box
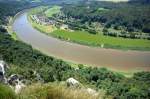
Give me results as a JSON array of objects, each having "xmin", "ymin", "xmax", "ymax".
[{"xmin": 0, "ymin": 0, "xmax": 150, "ymax": 99}]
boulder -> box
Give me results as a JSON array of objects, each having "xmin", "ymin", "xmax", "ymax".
[
  {"xmin": 87, "ymin": 88, "xmax": 98, "ymax": 96},
  {"xmin": 8, "ymin": 74, "xmax": 19, "ymax": 85},
  {"xmin": 34, "ymin": 71, "xmax": 44, "ymax": 83},
  {"xmin": 14, "ymin": 79, "xmax": 26, "ymax": 94},
  {"xmin": 66, "ymin": 78, "xmax": 79, "ymax": 87}
]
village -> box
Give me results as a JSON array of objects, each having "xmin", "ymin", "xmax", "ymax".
[{"xmin": 30, "ymin": 14, "xmax": 71, "ymax": 31}]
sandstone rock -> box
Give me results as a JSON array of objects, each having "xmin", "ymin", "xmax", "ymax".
[
  {"xmin": 34, "ymin": 71, "xmax": 44, "ymax": 83},
  {"xmin": 8, "ymin": 74, "xmax": 19, "ymax": 85},
  {"xmin": 87, "ymin": 88, "xmax": 98, "ymax": 96},
  {"xmin": 8, "ymin": 74, "xmax": 26, "ymax": 94},
  {"xmin": 0, "ymin": 61, "xmax": 26, "ymax": 93},
  {"xmin": 0, "ymin": 60, "xmax": 8, "ymax": 83},
  {"xmin": 14, "ymin": 79, "xmax": 26, "ymax": 94},
  {"xmin": 66, "ymin": 78, "xmax": 79, "ymax": 87}
]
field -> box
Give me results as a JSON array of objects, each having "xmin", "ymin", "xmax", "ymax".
[{"xmin": 51, "ymin": 29, "xmax": 150, "ymax": 50}]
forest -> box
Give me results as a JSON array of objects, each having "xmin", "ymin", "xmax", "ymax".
[{"xmin": 0, "ymin": 0, "xmax": 150, "ymax": 99}]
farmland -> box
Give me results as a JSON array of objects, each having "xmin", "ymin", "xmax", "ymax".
[{"xmin": 52, "ymin": 29, "xmax": 150, "ymax": 50}]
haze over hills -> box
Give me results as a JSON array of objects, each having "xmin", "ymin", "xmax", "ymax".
[
  {"xmin": 130, "ymin": 0, "xmax": 150, "ymax": 3},
  {"xmin": 0, "ymin": 0, "xmax": 149, "ymax": 4},
  {"xmin": 94, "ymin": 0, "xmax": 129, "ymax": 2},
  {"xmin": 90, "ymin": 0, "xmax": 150, "ymax": 3}
]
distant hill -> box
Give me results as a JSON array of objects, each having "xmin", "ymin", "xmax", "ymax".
[
  {"xmin": 93, "ymin": 0, "xmax": 129, "ymax": 2},
  {"xmin": 88, "ymin": 0, "xmax": 150, "ymax": 3},
  {"xmin": 129, "ymin": 0, "xmax": 150, "ymax": 3},
  {"xmin": 98, "ymin": 0, "xmax": 150, "ymax": 3}
]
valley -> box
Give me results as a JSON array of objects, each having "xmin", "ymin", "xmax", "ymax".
[
  {"xmin": 13, "ymin": 11, "xmax": 150, "ymax": 72},
  {"xmin": 0, "ymin": 0, "xmax": 150, "ymax": 99}
]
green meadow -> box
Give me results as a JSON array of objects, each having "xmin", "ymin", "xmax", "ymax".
[{"xmin": 52, "ymin": 29, "xmax": 150, "ymax": 50}]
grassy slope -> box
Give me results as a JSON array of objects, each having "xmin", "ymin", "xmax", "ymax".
[
  {"xmin": 18, "ymin": 83, "xmax": 101, "ymax": 99},
  {"xmin": 0, "ymin": 84, "xmax": 16, "ymax": 99},
  {"xmin": 0, "ymin": 82, "xmax": 102, "ymax": 99}
]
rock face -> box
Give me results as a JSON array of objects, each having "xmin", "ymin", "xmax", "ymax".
[
  {"xmin": 8, "ymin": 74, "xmax": 26, "ymax": 94},
  {"xmin": 8, "ymin": 74, "xmax": 21, "ymax": 85},
  {"xmin": 34, "ymin": 71, "xmax": 44, "ymax": 83},
  {"xmin": 0, "ymin": 60, "xmax": 8, "ymax": 83},
  {"xmin": 66, "ymin": 78, "xmax": 80, "ymax": 87},
  {"xmin": 14, "ymin": 79, "xmax": 26, "ymax": 94},
  {"xmin": 0, "ymin": 60, "xmax": 26, "ymax": 93}
]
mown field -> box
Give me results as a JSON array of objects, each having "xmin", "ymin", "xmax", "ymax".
[{"xmin": 52, "ymin": 29, "xmax": 150, "ymax": 50}]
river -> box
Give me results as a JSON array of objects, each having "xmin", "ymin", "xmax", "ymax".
[{"xmin": 12, "ymin": 12, "xmax": 150, "ymax": 72}]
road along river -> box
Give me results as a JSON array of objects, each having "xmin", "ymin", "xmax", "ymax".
[{"xmin": 12, "ymin": 12, "xmax": 150, "ymax": 72}]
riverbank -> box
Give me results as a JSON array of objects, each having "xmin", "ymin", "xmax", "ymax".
[{"xmin": 27, "ymin": 6, "xmax": 150, "ymax": 51}]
